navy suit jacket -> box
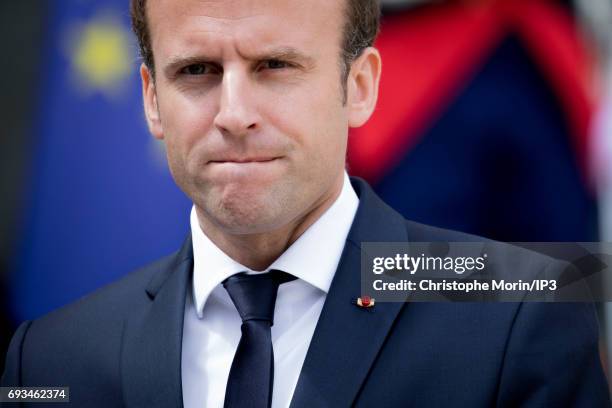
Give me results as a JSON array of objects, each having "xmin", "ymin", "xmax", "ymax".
[{"xmin": 2, "ymin": 178, "xmax": 610, "ymax": 407}]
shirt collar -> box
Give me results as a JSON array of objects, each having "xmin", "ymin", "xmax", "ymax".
[{"xmin": 190, "ymin": 171, "xmax": 359, "ymax": 318}]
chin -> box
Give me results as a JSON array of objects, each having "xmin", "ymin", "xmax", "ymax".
[
  {"xmin": 206, "ymin": 190, "xmax": 289, "ymax": 234},
  {"xmin": 190, "ymin": 171, "xmax": 303, "ymax": 233}
]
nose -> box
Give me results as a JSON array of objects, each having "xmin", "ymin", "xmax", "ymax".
[{"xmin": 213, "ymin": 68, "xmax": 260, "ymax": 137}]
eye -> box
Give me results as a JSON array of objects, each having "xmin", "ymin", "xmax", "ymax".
[
  {"xmin": 180, "ymin": 63, "xmax": 217, "ymax": 75},
  {"xmin": 260, "ymin": 59, "xmax": 291, "ymax": 70}
]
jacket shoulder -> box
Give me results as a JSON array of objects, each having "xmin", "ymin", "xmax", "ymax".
[
  {"xmin": 28, "ymin": 249, "xmax": 182, "ymax": 336},
  {"xmin": 404, "ymin": 219, "xmax": 488, "ymax": 242},
  {"xmin": 402, "ymin": 218, "xmax": 563, "ymax": 282}
]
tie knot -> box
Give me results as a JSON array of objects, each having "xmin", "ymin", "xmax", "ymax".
[{"xmin": 223, "ymin": 270, "xmax": 295, "ymax": 324}]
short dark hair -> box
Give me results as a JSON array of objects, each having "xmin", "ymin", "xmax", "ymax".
[{"xmin": 129, "ymin": 0, "xmax": 380, "ymax": 86}]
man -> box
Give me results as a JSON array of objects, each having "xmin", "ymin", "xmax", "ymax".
[{"xmin": 2, "ymin": 0, "xmax": 610, "ymax": 407}]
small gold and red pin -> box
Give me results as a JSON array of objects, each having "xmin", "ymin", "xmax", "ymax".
[{"xmin": 356, "ymin": 295, "xmax": 375, "ymax": 308}]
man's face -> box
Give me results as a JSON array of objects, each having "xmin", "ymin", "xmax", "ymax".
[{"xmin": 144, "ymin": 0, "xmax": 353, "ymax": 235}]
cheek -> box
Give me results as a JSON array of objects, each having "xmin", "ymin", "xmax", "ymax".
[
  {"xmin": 158, "ymin": 91, "xmax": 218, "ymax": 162},
  {"xmin": 305, "ymin": 87, "xmax": 349, "ymax": 161},
  {"xmin": 264, "ymin": 75, "xmax": 346, "ymax": 149}
]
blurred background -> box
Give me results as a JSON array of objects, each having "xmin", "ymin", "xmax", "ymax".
[{"xmin": 1, "ymin": 0, "xmax": 612, "ymax": 388}]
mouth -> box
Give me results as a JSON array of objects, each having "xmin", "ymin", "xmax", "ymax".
[
  {"xmin": 206, "ymin": 157, "xmax": 284, "ymax": 177},
  {"xmin": 209, "ymin": 157, "xmax": 279, "ymax": 164}
]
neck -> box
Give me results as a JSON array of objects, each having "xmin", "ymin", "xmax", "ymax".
[{"xmin": 196, "ymin": 174, "xmax": 345, "ymax": 271}]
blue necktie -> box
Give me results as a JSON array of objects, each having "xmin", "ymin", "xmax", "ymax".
[{"xmin": 222, "ymin": 270, "xmax": 296, "ymax": 408}]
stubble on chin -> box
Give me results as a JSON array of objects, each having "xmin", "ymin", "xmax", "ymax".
[{"xmin": 193, "ymin": 182, "xmax": 294, "ymax": 235}]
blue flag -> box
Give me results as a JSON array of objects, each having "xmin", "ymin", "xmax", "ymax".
[{"xmin": 10, "ymin": 0, "xmax": 191, "ymax": 321}]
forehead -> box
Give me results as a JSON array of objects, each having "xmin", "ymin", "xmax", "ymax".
[{"xmin": 146, "ymin": 0, "xmax": 346, "ymax": 61}]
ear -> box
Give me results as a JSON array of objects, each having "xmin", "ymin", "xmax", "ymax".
[
  {"xmin": 140, "ymin": 63, "xmax": 164, "ymax": 140},
  {"xmin": 346, "ymin": 47, "xmax": 381, "ymax": 128}
]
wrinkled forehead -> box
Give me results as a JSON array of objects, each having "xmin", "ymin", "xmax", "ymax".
[{"xmin": 146, "ymin": 0, "xmax": 346, "ymax": 61}]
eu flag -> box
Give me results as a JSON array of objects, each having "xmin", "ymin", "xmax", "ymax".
[{"xmin": 9, "ymin": 0, "xmax": 191, "ymax": 321}]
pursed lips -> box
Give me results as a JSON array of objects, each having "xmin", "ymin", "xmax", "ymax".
[{"xmin": 209, "ymin": 157, "xmax": 279, "ymax": 164}]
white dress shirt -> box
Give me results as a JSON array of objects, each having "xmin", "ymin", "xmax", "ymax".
[{"xmin": 181, "ymin": 172, "xmax": 359, "ymax": 408}]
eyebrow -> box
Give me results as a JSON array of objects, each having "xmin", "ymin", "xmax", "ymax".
[{"xmin": 163, "ymin": 46, "xmax": 316, "ymax": 77}]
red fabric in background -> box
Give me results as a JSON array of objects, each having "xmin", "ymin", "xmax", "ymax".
[{"xmin": 348, "ymin": 0, "xmax": 595, "ymax": 184}]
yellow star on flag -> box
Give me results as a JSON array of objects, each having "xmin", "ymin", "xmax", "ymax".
[{"xmin": 67, "ymin": 13, "xmax": 132, "ymax": 97}]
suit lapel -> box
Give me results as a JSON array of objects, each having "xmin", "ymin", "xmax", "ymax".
[
  {"xmin": 290, "ymin": 178, "xmax": 409, "ymax": 408},
  {"xmin": 121, "ymin": 236, "xmax": 193, "ymax": 408}
]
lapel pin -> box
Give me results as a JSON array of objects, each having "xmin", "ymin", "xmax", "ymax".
[{"xmin": 356, "ymin": 296, "xmax": 375, "ymax": 308}]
